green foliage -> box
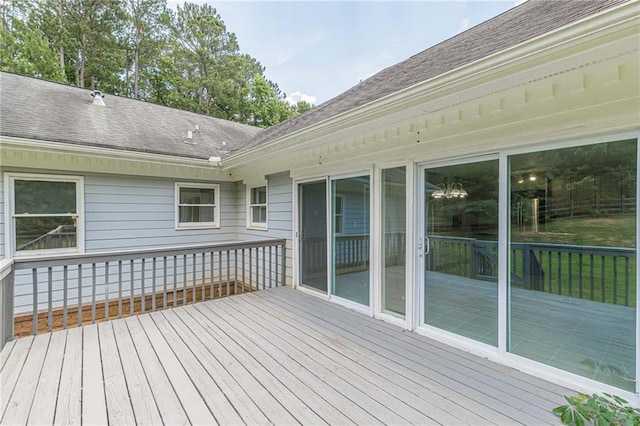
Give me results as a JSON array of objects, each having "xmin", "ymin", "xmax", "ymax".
[
  {"xmin": 2, "ymin": 0, "xmax": 309, "ymax": 126},
  {"xmin": 553, "ymin": 393, "xmax": 640, "ymax": 426}
]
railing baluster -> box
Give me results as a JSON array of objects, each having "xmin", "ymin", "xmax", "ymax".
[
  {"xmin": 262, "ymin": 246, "xmax": 266, "ymax": 290},
  {"xmin": 47, "ymin": 267, "xmax": 53, "ymax": 332},
  {"xmin": 210, "ymin": 251, "xmax": 214, "ymax": 300},
  {"xmin": 578, "ymin": 253, "xmax": 583, "ymax": 299},
  {"xmin": 152, "ymin": 257, "xmax": 157, "ymax": 311},
  {"xmin": 568, "ymin": 253, "xmax": 573, "ymax": 297},
  {"xmin": 249, "ymin": 248, "xmax": 253, "ymax": 291},
  {"xmin": 92, "ymin": 263, "xmax": 97, "ymax": 324},
  {"xmin": 242, "ymin": 249, "xmax": 246, "ymax": 292},
  {"xmin": 613, "ymin": 257, "xmax": 618, "ymax": 305},
  {"xmin": 234, "ymin": 250, "xmax": 238, "ymax": 295},
  {"xmin": 202, "ymin": 253, "xmax": 206, "ymax": 302},
  {"xmin": 141, "ymin": 258, "xmax": 146, "ymax": 314},
  {"xmin": 600, "ymin": 256, "xmax": 606, "ymax": 302},
  {"xmin": 557, "ymin": 252, "xmax": 562, "ymax": 295},
  {"xmin": 104, "ymin": 261, "xmax": 109, "ymax": 321},
  {"xmin": 590, "ymin": 254, "xmax": 595, "ymax": 301},
  {"xmin": 32, "ymin": 268, "xmax": 38, "ymax": 335},
  {"xmin": 192, "ymin": 253, "xmax": 196, "ymax": 303},
  {"xmin": 183, "ymin": 254, "xmax": 187, "ymax": 305},
  {"xmin": 173, "ymin": 255, "xmax": 178, "ymax": 308},
  {"xmin": 78, "ymin": 264, "xmax": 83, "ymax": 327},
  {"xmin": 118, "ymin": 261, "xmax": 123, "ymax": 318},
  {"xmin": 163, "ymin": 256, "xmax": 168, "ymax": 309},
  {"xmin": 280, "ymin": 241, "xmax": 287, "ymax": 286},
  {"xmin": 269, "ymin": 246, "xmax": 273, "ymax": 288},
  {"xmin": 63, "ymin": 265, "xmax": 68, "ymax": 329},
  {"xmin": 226, "ymin": 250, "xmax": 230, "ymax": 297},
  {"xmin": 130, "ymin": 259, "xmax": 135, "ymax": 315},
  {"xmin": 624, "ymin": 257, "xmax": 630, "ymax": 307}
]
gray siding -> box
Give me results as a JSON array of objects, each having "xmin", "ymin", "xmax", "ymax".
[
  {"xmin": 238, "ymin": 172, "xmax": 294, "ymax": 286},
  {"xmin": 0, "ymin": 173, "xmax": 4, "ymax": 259},
  {"xmin": 84, "ymin": 175, "xmax": 237, "ymax": 251},
  {"xmin": 6, "ymin": 170, "xmax": 242, "ymax": 312}
]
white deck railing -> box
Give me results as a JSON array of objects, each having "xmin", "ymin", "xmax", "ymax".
[{"xmin": 1, "ymin": 239, "xmax": 286, "ymax": 349}]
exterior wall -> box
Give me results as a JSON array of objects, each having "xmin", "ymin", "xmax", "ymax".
[
  {"xmin": 237, "ymin": 172, "xmax": 294, "ymax": 286},
  {"xmin": 84, "ymin": 174, "xmax": 237, "ymax": 251},
  {"xmin": 2, "ymin": 168, "xmax": 243, "ymax": 312}
]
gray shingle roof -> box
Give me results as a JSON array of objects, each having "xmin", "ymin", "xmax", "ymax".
[
  {"xmin": 244, "ymin": 0, "xmax": 629, "ymax": 150},
  {"xmin": 0, "ymin": 72, "xmax": 262, "ymax": 160}
]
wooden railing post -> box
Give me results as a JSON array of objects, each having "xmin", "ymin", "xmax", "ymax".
[{"xmin": 0, "ymin": 259, "xmax": 15, "ymax": 348}]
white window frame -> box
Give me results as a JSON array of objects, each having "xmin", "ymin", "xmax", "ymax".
[
  {"xmin": 175, "ymin": 182, "xmax": 220, "ymax": 230},
  {"xmin": 4, "ymin": 172, "xmax": 84, "ymax": 257},
  {"xmin": 247, "ymin": 184, "xmax": 268, "ymax": 230}
]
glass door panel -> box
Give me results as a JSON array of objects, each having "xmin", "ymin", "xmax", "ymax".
[
  {"xmin": 424, "ymin": 160, "xmax": 499, "ymax": 346},
  {"xmin": 382, "ymin": 167, "xmax": 406, "ymax": 317},
  {"xmin": 332, "ymin": 176, "xmax": 370, "ymax": 305},
  {"xmin": 509, "ymin": 139, "xmax": 637, "ymax": 391},
  {"xmin": 299, "ymin": 181, "xmax": 328, "ymax": 292}
]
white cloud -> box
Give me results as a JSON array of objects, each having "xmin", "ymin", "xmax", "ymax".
[
  {"xmin": 284, "ymin": 91, "xmax": 317, "ymax": 106},
  {"xmin": 459, "ymin": 17, "xmax": 471, "ymax": 32}
]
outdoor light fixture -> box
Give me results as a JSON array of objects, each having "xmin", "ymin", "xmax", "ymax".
[{"xmin": 431, "ymin": 182, "xmax": 468, "ymax": 199}]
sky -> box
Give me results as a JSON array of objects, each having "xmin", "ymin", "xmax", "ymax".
[{"xmin": 169, "ymin": 1, "xmax": 521, "ymax": 106}]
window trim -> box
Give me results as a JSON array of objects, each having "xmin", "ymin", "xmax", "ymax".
[
  {"xmin": 4, "ymin": 172, "xmax": 84, "ymax": 257},
  {"xmin": 175, "ymin": 182, "xmax": 221, "ymax": 230},
  {"xmin": 247, "ymin": 184, "xmax": 268, "ymax": 230}
]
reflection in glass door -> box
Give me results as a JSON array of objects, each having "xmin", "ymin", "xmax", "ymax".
[
  {"xmin": 509, "ymin": 139, "xmax": 637, "ymax": 391},
  {"xmin": 382, "ymin": 167, "xmax": 406, "ymax": 317},
  {"xmin": 424, "ymin": 159, "xmax": 499, "ymax": 346},
  {"xmin": 299, "ymin": 181, "xmax": 327, "ymax": 292},
  {"xmin": 332, "ymin": 175, "xmax": 370, "ymax": 305}
]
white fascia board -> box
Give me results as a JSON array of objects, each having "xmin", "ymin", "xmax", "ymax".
[
  {"xmin": 0, "ymin": 136, "xmax": 232, "ymax": 179},
  {"xmin": 224, "ymin": 1, "xmax": 639, "ymax": 170}
]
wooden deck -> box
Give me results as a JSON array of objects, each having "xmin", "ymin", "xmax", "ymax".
[{"xmin": 0, "ymin": 286, "xmax": 571, "ymax": 425}]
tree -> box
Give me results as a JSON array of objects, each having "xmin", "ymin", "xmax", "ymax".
[
  {"xmin": 168, "ymin": 3, "xmax": 264, "ymax": 119},
  {"xmin": 122, "ymin": 0, "xmax": 169, "ymax": 99},
  {"xmin": 0, "ymin": 0, "xmax": 63, "ymax": 81}
]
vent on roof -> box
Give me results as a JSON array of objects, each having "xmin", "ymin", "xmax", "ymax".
[{"xmin": 90, "ymin": 90, "xmax": 105, "ymax": 107}]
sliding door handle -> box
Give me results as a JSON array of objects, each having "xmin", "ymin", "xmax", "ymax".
[{"xmin": 424, "ymin": 236, "xmax": 430, "ymax": 255}]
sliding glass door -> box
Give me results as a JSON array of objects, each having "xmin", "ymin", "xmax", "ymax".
[
  {"xmin": 299, "ymin": 181, "xmax": 328, "ymax": 292},
  {"xmin": 509, "ymin": 139, "xmax": 637, "ymax": 391},
  {"xmin": 331, "ymin": 175, "xmax": 370, "ymax": 306},
  {"xmin": 423, "ymin": 159, "xmax": 499, "ymax": 346}
]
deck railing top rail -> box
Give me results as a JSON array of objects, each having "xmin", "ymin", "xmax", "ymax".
[{"xmin": 13, "ymin": 239, "xmax": 287, "ymax": 270}]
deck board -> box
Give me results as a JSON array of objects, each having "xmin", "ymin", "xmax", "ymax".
[
  {"xmin": 54, "ymin": 327, "xmax": 82, "ymax": 425},
  {"xmin": 149, "ymin": 310, "xmax": 243, "ymax": 425},
  {"xmin": 111, "ymin": 319, "xmax": 163, "ymax": 425},
  {"xmin": 262, "ymin": 288, "xmax": 559, "ymax": 423},
  {"xmin": 217, "ymin": 296, "xmax": 463, "ymax": 425},
  {"xmin": 164, "ymin": 308, "xmax": 271, "ymax": 425},
  {"xmin": 0, "ymin": 286, "xmax": 572, "ymax": 425},
  {"xmin": 99, "ymin": 322, "xmax": 137, "ymax": 425},
  {"xmin": 123, "ymin": 315, "xmax": 188, "ymax": 425},
  {"xmin": 28, "ymin": 331, "xmax": 67, "ymax": 424},
  {"xmin": 0, "ymin": 336, "xmax": 33, "ymax": 418},
  {"xmin": 1, "ymin": 333, "xmax": 49, "ymax": 424},
  {"xmin": 82, "ymin": 324, "xmax": 108, "ymax": 425}
]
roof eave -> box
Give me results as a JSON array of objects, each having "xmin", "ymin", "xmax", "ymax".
[{"xmin": 223, "ymin": 0, "xmax": 639, "ymax": 170}]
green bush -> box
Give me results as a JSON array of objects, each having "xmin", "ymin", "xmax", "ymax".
[{"xmin": 553, "ymin": 393, "xmax": 640, "ymax": 426}]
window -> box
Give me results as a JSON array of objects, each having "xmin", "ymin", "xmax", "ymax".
[
  {"xmin": 6, "ymin": 173, "xmax": 83, "ymax": 256},
  {"xmin": 175, "ymin": 183, "xmax": 220, "ymax": 229},
  {"xmin": 247, "ymin": 185, "xmax": 267, "ymax": 229}
]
